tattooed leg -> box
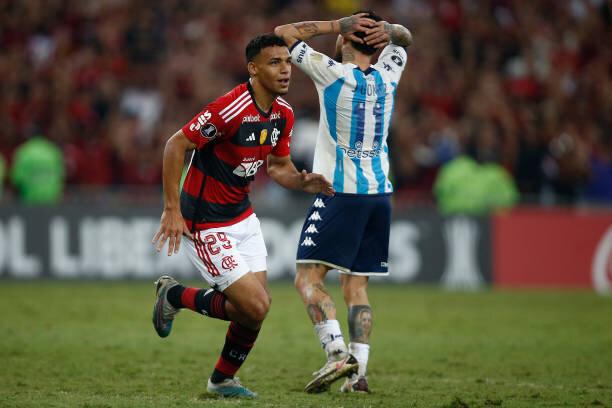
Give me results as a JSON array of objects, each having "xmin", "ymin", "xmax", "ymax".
[
  {"xmin": 296, "ymin": 263, "xmax": 348, "ymax": 362},
  {"xmin": 295, "ymin": 263, "xmax": 335, "ymax": 323},
  {"xmin": 341, "ymin": 275, "xmax": 372, "ymax": 377},
  {"xmin": 348, "ymin": 305, "xmax": 372, "ymax": 343}
]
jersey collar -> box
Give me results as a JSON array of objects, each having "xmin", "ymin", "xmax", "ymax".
[
  {"xmin": 247, "ymin": 80, "xmax": 273, "ymax": 118},
  {"xmin": 344, "ymin": 63, "xmax": 376, "ymax": 76}
]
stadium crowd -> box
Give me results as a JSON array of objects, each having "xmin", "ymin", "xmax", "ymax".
[{"xmin": 0, "ymin": 0, "xmax": 611, "ymax": 205}]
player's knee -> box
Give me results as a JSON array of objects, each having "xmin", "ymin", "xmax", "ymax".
[
  {"xmin": 294, "ymin": 264, "xmax": 324, "ymax": 295},
  {"xmin": 246, "ymin": 295, "xmax": 270, "ymax": 323},
  {"xmin": 294, "ymin": 268, "xmax": 309, "ymax": 293},
  {"xmin": 342, "ymin": 282, "xmax": 368, "ymax": 304},
  {"xmin": 294, "ymin": 273, "xmax": 317, "ymax": 298}
]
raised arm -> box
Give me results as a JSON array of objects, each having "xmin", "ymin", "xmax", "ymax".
[
  {"xmin": 274, "ymin": 13, "xmax": 375, "ymax": 48},
  {"xmin": 364, "ymin": 21, "xmax": 413, "ymax": 49}
]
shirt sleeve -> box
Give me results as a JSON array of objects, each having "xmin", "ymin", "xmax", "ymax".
[
  {"xmin": 289, "ymin": 40, "xmax": 344, "ymax": 86},
  {"xmin": 373, "ymin": 44, "xmax": 408, "ymax": 84},
  {"xmin": 271, "ymin": 109, "xmax": 294, "ymax": 157},
  {"xmin": 180, "ymin": 100, "xmax": 228, "ymax": 149}
]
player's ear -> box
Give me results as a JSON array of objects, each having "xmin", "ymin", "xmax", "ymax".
[{"xmin": 247, "ymin": 61, "xmax": 257, "ymax": 77}]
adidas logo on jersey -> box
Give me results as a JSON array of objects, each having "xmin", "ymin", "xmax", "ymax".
[
  {"xmin": 305, "ymin": 224, "xmax": 319, "ymax": 234},
  {"xmin": 246, "ymin": 132, "xmax": 256, "ymax": 142},
  {"xmin": 301, "ymin": 237, "xmax": 316, "ymax": 247},
  {"xmin": 308, "ymin": 211, "xmax": 322, "ymax": 221},
  {"xmin": 313, "ymin": 198, "xmax": 325, "ymax": 208}
]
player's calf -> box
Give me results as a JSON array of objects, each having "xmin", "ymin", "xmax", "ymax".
[{"xmin": 165, "ymin": 282, "xmax": 230, "ymax": 320}]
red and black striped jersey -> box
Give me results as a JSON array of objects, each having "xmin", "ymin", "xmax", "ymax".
[{"xmin": 180, "ymin": 81, "xmax": 294, "ymax": 231}]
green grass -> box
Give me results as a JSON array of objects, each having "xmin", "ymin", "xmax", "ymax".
[{"xmin": 1, "ymin": 281, "xmax": 611, "ymax": 407}]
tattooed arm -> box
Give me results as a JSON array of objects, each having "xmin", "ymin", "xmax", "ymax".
[
  {"xmin": 363, "ymin": 21, "xmax": 413, "ymax": 49},
  {"xmin": 274, "ymin": 13, "xmax": 375, "ymax": 48}
]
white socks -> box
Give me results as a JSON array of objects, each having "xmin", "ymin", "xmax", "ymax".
[
  {"xmin": 314, "ymin": 321, "xmax": 371, "ymax": 377},
  {"xmin": 349, "ymin": 342, "xmax": 370, "ymax": 377},
  {"xmin": 314, "ymin": 320, "xmax": 348, "ymax": 361}
]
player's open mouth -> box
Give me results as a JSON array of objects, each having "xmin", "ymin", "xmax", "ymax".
[{"xmin": 279, "ymin": 79, "xmax": 290, "ymax": 86}]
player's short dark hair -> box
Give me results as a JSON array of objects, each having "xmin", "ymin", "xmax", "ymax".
[
  {"xmin": 350, "ymin": 10, "xmax": 383, "ymax": 56},
  {"xmin": 245, "ymin": 33, "xmax": 287, "ymax": 63}
]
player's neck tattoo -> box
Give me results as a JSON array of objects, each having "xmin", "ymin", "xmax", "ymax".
[{"xmin": 342, "ymin": 49, "xmax": 355, "ymax": 62}]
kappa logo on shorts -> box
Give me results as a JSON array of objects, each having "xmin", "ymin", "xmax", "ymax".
[
  {"xmin": 308, "ymin": 211, "xmax": 322, "ymax": 221},
  {"xmin": 301, "ymin": 237, "xmax": 316, "ymax": 247},
  {"xmin": 305, "ymin": 224, "xmax": 319, "ymax": 234},
  {"xmin": 221, "ymin": 255, "xmax": 238, "ymax": 271},
  {"xmin": 313, "ymin": 198, "xmax": 325, "ymax": 208}
]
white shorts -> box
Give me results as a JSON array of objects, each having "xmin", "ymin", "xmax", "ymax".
[{"xmin": 183, "ymin": 213, "xmax": 267, "ymax": 291}]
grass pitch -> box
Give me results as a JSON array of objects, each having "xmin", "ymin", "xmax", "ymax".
[{"xmin": 1, "ymin": 281, "xmax": 611, "ymax": 407}]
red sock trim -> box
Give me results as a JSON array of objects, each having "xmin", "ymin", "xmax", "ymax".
[
  {"xmin": 181, "ymin": 287, "xmax": 199, "ymax": 311},
  {"xmin": 212, "ymin": 293, "xmax": 227, "ymax": 320},
  {"xmin": 214, "ymin": 357, "xmax": 240, "ymax": 376}
]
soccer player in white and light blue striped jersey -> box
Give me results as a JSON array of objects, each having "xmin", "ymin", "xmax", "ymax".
[{"xmin": 275, "ymin": 11, "xmax": 412, "ymax": 394}]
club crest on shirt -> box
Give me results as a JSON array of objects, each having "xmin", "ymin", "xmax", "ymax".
[{"xmin": 271, "ymin": 128, "xmax": 280, "ymax": 147}]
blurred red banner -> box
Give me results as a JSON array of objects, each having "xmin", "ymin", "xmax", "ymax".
[{"xmin": 493, "ymin": 208, "xmax": 612, "ymax": 292}]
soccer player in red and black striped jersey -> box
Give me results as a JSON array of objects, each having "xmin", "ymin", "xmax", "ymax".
[{"xmin": 151, "ymin": 34, "xmax": 334, "ymax": 398}]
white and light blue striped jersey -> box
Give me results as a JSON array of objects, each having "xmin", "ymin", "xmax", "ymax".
[{"xmin": 290, "ymin": 40, "xmax": 407, "ymax": 194}]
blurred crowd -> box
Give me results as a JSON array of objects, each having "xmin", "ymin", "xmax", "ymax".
[{"xmin": 0, "ymin": 0, "xmax": 611, "ymax": 206}]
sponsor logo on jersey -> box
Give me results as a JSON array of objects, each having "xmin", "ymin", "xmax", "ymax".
[
  {"xmin": 200, "ymin": 122, "xmax": 217, "ymax": 139},
  {"xmin": 221, "ymin": 255, "xmax": 238, "ymax": 271},
  {"xmin": 297, "ymin": 44, "xmax": 307, "ymax": 63},
  {"xmin": 270, "ymin": 112, "xmax": 281, "ymax": 120},
  {"xmin": 242, "ymin": 114, "xmax": 260, "ymax": 123},
  {"xmin": 391, "ymin": 55, "xmax": 404, "ymax": 67},
  {"xmin": 189, "ymin": 110, "xmax": 212, "ymax": 132},
  {"xmin": 246, "ymin": 132, "xmax": 256, "ymax": 142},
  {"xmin": 313, "ymin": 198, "xmax": 325, "ymax": 208},
  {"xmin": 233, "ymin": 159, "xmax": 264, "ymax": 178},
  {"xmin": 300, "ymin": 236, "xmax": 316, "ymax": 247},
  {"xmin": 259, "ymin": 129, "xmax": 268, "ymax": 145},
  {"xmin": 305, "ymin": 224, "xmax": 319, "ymax": 234},
  {"xmin": 271, "ymin": 128, "xmax": 280, "ymax": 147},
  {"xmin": 308, "ymin": 211, "xmax": 322, "ymax": 221},
  {"xmin": 340, "ymin": 146, "xmax": 382, "ymax": 159}
]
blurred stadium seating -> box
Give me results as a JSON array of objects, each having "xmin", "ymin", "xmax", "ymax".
[{"xmin": 0, "ymin": 0, "xmax": 610, "ymax": 206}]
